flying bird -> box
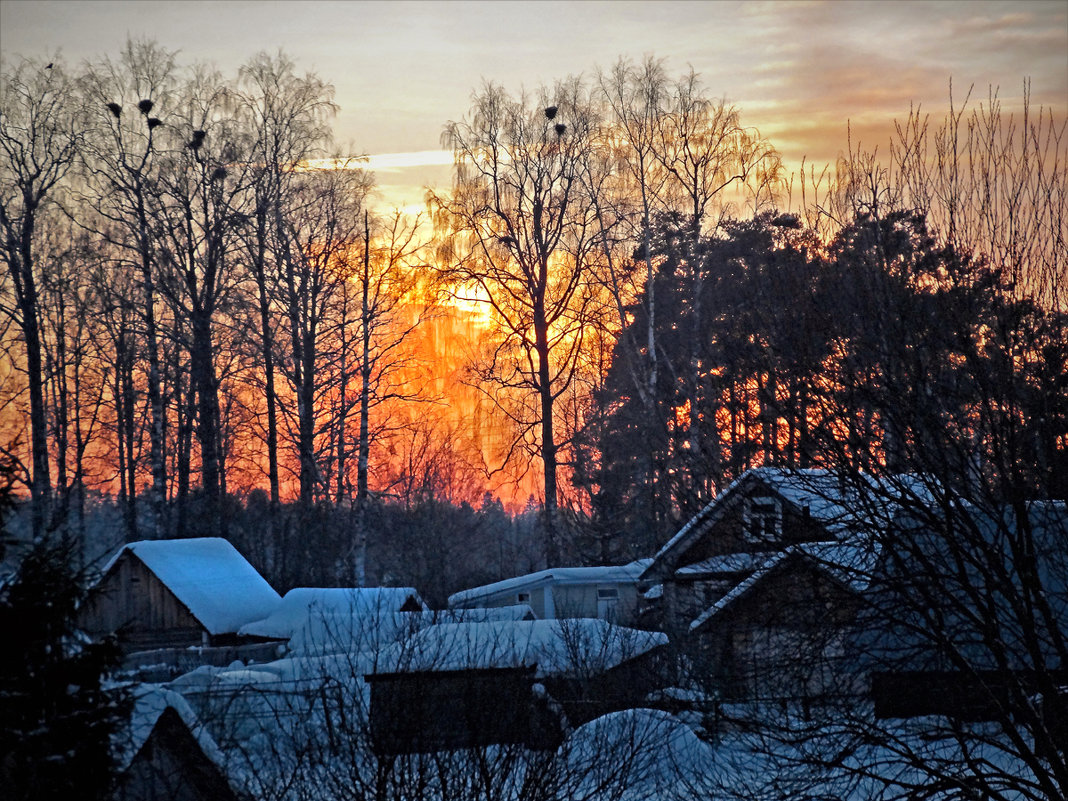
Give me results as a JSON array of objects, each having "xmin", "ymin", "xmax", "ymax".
[
  {"xmin": 107, "ymin": 102, "xmax": 122, "ymax": 118},
  {"xmin": 138, "ymin": 99, "xmax": 154, "ymax": 115},
  {"xmin": 544, "ymin": 106, "xmax": 557, "ymax": 120}
]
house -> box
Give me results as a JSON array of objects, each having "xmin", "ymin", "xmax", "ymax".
[
  {"xmin": 114, "ymin": 687, "xmax": 242, "ymax": 801},
  {"xmin": 80, "ymin": 537, "xmax": 282, "ymax": 653},
  {"xmin": 639, "ymin": 467, "xmax": 886, "ymax": 635},
  {"xmin": 364, "ymin": 618, "xmax": 668, "ymax": 753},
  {"xmin": 639, "ymin": 468, "xmax": 885, "ymax": 701},
  {"xmin": 448, "ymin": 559, "xmax": 651, "ymax": 623},
  {"xmin": 685, "ymin": 543, "xmax": 875, "ymax": 700}
]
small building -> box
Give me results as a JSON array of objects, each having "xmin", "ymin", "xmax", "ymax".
[
  {"xmin": 81, "ymin": 537, "xmax": 282, "ymax": 653},
  {"xmin": 115, "ymin": 687, "xmax": 242, "ymax": 801},
  {"xmin": 864, "ymin": 501, "xmax": 1067, "ymax": 722},
  {"xmin": 448, "ymin": 560, "xmax": 651, "ymax": 623},
  {"xmin": 686, "ymin": 545, "xmax": 871, "ymax": 700},
  {"xmin": 364, "ymin": 618, "xmax": 668, "ymax": 753}
]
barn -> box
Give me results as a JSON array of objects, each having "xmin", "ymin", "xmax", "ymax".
[{"xmin": 80, "ymin": 537, "xmax": 282, "ymax": 652}]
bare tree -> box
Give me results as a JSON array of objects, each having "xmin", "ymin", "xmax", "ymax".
[
  {"xmin": 0, "ymin": 55, "xmax": 82, "ymax": 537},
  {"xmin": 431, "ymin": 79, "xmax": 602, "ymax": 565},
  {"xmin": 77, "ymin": 39, "xmax": 180, "ymax": 537},
  {"xmin": 236, "ymin": 50, "xmax": 337, "ymax": 520}
]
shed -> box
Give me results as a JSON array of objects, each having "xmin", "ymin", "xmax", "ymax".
[
  {"xmin": 365, "ymin": 619, "xmax": 668, "ymax": 753},
  {"xmin": 81, "ymin": 538, "xmax": 282, "ymax": 651},
  {"xmin": 114, "ymin": 687, "xmax": 240, "ymax": 801}
]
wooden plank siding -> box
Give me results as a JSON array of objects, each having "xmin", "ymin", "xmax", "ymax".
[{"xmin": 80, "ymin": 553, "xmax": 207, "ymax": 651}]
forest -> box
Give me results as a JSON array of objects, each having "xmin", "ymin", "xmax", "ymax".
[{"xmin": 0, "ymin": 43, "xmax": 1065, "ymax": 601}]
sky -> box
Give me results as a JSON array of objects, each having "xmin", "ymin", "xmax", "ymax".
[{"xmin": 2, "ymin": 0, "xmax": 1066, "ymax": 212}]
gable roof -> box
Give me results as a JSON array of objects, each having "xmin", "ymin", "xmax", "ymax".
[
  {"xmin": 101, "ymin": 538, "xmax": 281, "ymax": 635},
  {"xmin": 238, "ymin": 587, "xmax": 425, "ymax": 640},
  {"xmin": 641, "ymin": 468, "xmax": 895, "ymax": 583},
  {"xmin": 448, "ymin": 559, "xmax": 651, "ymax": 607},
  {"xmin": 687, "ymin": 540, "xmax": 879, "ymax": 632},
  {"xmin": 116, "ymin": 685, "xmax": 228, "ymax": 772}
]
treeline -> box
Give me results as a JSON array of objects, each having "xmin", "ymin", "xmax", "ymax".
[{"xmin": 1, "ymin": 44, "xmax": 1065, "ymax": 582}]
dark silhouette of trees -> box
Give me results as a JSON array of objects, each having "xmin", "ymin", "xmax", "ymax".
[
  {"xmin": 0, "ymin": 55, "xmax": 83, "ymax": 538},
  {"xmin": 0, "ymin": 459, "xmax": 127, "ymax": 800}
]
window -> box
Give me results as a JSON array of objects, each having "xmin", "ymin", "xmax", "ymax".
[
  {"xmin": 516, "ymin": 592, "xmax": 530, "ymax": 604},
  {"xmin": 597, "ymin": 587, "xmax": 620, "ymax": 620},
  {"xmin": 745, "ymin": 496, "xmax": 782, "ymax": 541}
]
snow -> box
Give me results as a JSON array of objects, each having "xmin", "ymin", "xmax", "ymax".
[
  {"xmin": 449, "ymin": 559, "xmax": 650, "ymax": 606},
  {"xmin": 369, "ymin": 618, "xmax": 667, "ymax": 678},
  {"xmin": 238, "ymin": 587, "xmax": 425, "ymax": 639},
  {"xmin": 105, "ymin": 538, "xmax": 282, "ymax": 635},
  {"xmin": 689, "ymin": 551, "xmax": 789, "ymax": 630},
  {"xmin": 686, "ymin": 539, "xmax": 881, "ymax": 631},
  {"xmin": 562, "ymin": 708, "xmax": 715, "ymax": 801},
  {"xmin": 643, "ymin": 467, "xmax": 901, "ymax": 581},
  {"xmin": 115, "ymin": 684, "xmax": 228, "ymax": 771},
  {"xmin": 675, "ymin": 551, "xmax": 778, "ymax": 576}
]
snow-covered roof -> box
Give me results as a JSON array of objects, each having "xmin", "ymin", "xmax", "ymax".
[
  {"xmin": 448, "ymin": 559, "xmax": 651, "ymax": 607},
  {"xmin": 238, "ymin": 587, "xmax": 425, "ymax": 639},
  {"xmin": 689, "ymin": 552, "xmax": 789, "ymax": 630},
  {"xmin": 103, "ymin": 538, "xmax": 282, "ymax": 635},
  {"xmin": 674, "ymin": 551, "xmax": 778, "ymax": 576},
  {"xmin": 688, "ymin": 539, "xmax": 879, "ymax": 631},
  {"xmin": 643, "ymin": 468, "xmax": 898, "ymax": 582},
  {"xmin": 368, "ymin": 618, "xmax": 667, "ymax": 678},
  {"xmin": 115, "ymin": 684, "xmax": 228, "ymax": 772}
]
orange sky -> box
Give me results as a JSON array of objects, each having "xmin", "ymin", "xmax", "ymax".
[{"xmin": 3, "ymin": 0, "xmax": 1065, "ymax": 213}]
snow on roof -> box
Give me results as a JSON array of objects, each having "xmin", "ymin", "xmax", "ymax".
[
  {"xmin": 644, "ymin": 468, "xmax": 901, "ymax": 581},
  {"xmin": 115, "ymin": 684, "xmax": 228, "ymax": 772},
  {"xmin": 369, "ymin": 618, "xmax": 667, "ymax": 678},
  {"xmin": 797, "ymin": 539, "xmax": 882, "ymax": 592},
  {"xmin": 687, "ymin": 539, "xmax": 880, "ymax": 631},
  {"xmin": 674, "ymin": 551, "xmax": 778, "ymax": 576},
  {"xmin": 105, "ymin": 538, "xmax": 282, "ymax": 635},
  {"xmin": 689, "ymin": 552, "xmax": 789, "ymax": 631},
  {"xmin": 238, "ymin": 587, "xmax": 425, "ymax": 639},
  {"xmin": 448, "ymin": 559, "xmax": 650, "ymax": 607}
]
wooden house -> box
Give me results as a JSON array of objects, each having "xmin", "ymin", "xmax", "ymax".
[
  {"xmin": 80, "ymin": 538, "xmax": 282, "ymax": 653},
  {"xmin": 448, "ymin": 560, "xmax": 650, "ymax": 623},
  {"xmin": 639, "ymin": 468, "xmax": 883, "ymax": 701},
  {"xmin": 639, "ymin": 468, "xmax": 884, "ymax": 634}
]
